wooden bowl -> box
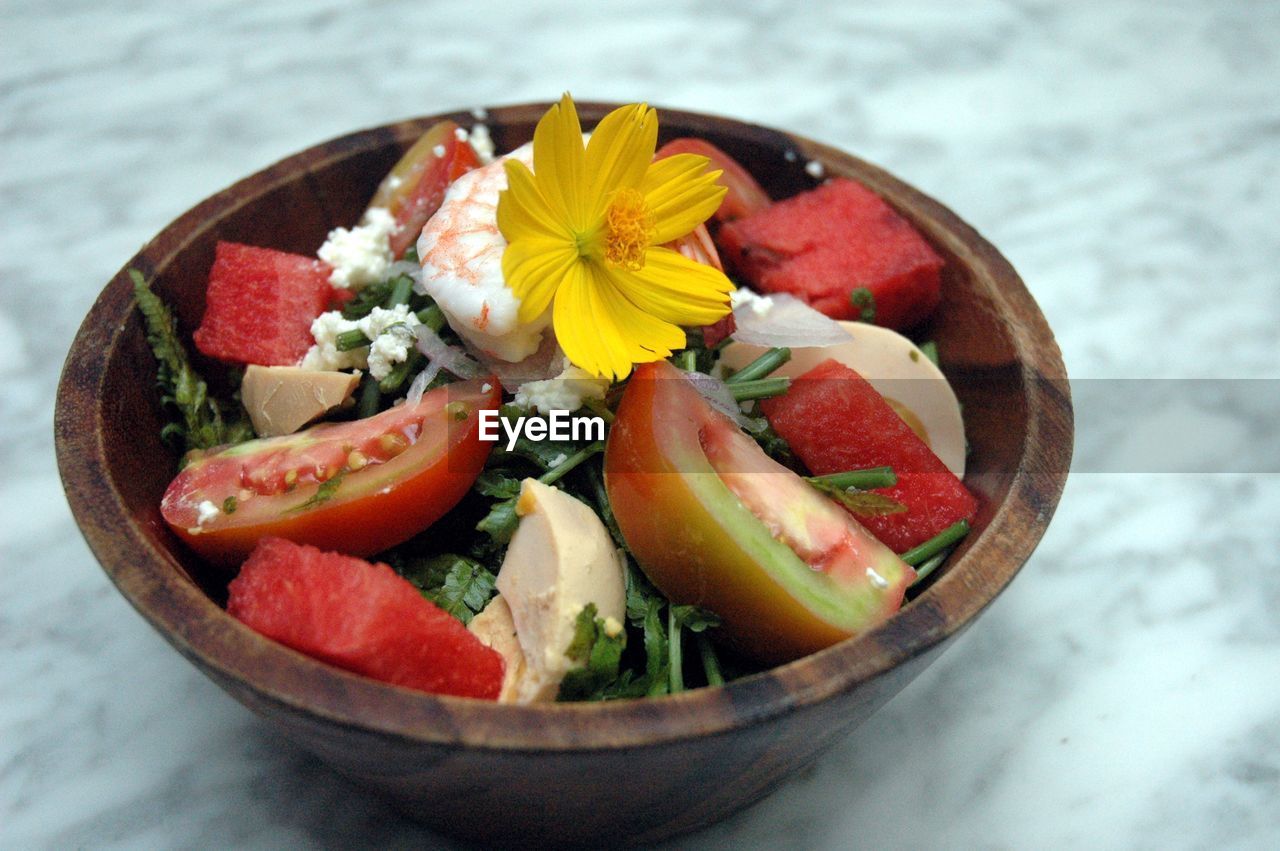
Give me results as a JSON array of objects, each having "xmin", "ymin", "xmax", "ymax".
[{"xmin": 55, "ymin": 103, "xmax": 1072, "ymax": 846}]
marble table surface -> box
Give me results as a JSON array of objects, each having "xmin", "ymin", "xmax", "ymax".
[{"xmin": 3, "ymin": 1, "xmax": 1278, "ymax": 847}]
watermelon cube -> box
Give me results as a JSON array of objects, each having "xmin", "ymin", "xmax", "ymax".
[
  {"xmin": 193, "ymin": 242, "xmax": 333, "ymax": 366},
  {"xmin": 227, "ymin": 537, "xmax": 504, "ymax": 699},
  {"xmin": 760, "ymin": 359, "xmax": 976, "ymax": 553},
  {"xmin": 717, "ymin": 178, "xmax": 944, "ymax": 330}
]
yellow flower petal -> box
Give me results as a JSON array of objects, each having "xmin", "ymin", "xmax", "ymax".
[
  {"xmin": 498, "ymin": 160, "xmax": 572, "ymax": 243},
  {"xmin": 640, "ymin": 153, "xmax": 727, "ymax": 244},
  {"xmin": 611, "ymin": 247, "xmax": 734, "ymax": 326},
  {"xmin": 554, "ymin": 262, "xmax": 685, "ymax": 379},
  {"xmin": 552, "ymin": 263, "xmax": 626, "ymax": 378},
  {"xmin": 584, "ymin": 103, "xmax": 657, "ymax": 204},
  {"xmin": 503, "ymin": 238, "xmax": 579, "ymax": 323},
  {"xmin": 532, "ymin": 93, "xmax": 589, "ymax": 230}
]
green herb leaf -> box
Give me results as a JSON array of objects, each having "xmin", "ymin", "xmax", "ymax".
[
  {"xmin": 750, "ymin": 419, "xmax": 797, "ymax": 467},
  {"xmin": 557, "ymin": 603, "xmax": 627, "ymax": 701},
  {"xmin": 420, "ymin": 556, "xmax": 497, "ymax": 625},
  {"xmin": 670, "ymin": 605, "xmax": 722, "ymax": 633},
  {"xmin": 130, "ymin": 269, "xmax": 254, "ymax": 456},
  {"xmin": 473, "ymin": 469, "xmax": 523, "ymax": 500},
  {"xmin": 918, "ymin": 340, "xmax": 939, "ymax": 367},
  {"xmin": 475, "ymin": 497, "xmax": 520, "ymax": 545},
  {"xmin": 291, "ymin": 472, "xmax": 344, "ymax": 512},
  {"xmin": 642, "ymin": 597, "xmax": 670, "ymax": 696},
  {"xmin": 850, "ymin": 287, "xmax": 877, "ymax": 323}
]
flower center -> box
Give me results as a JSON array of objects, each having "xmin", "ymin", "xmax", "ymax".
[{"xmin": 603, "ymin": 187, "xmax": 655, "ymax": 270}]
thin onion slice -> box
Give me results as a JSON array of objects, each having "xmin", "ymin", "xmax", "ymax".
[
  {"xmin": 469, "ymin": 332, "xmax": 565, "ymax": 393},
  {"xmin": 386, "ymin": 260, "xmax": 423, "ymax": 283},
  {"xmin": 414, "ymin": 324, "xmax": 482, "ymax": 379},
  {"xmin": 682, "ymin": 371, "xmax": 766, "ymax": 433},
  {"xmin": 730, "ymin": 292, "xmax": 851, "ymax": 348},
  {"xmin": 404, "ymin": 361, "xmax": 443, "ymax": 407}
]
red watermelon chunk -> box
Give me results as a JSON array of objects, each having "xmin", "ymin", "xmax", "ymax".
[
  {"xmin": 760, "ymin": 359, "xmax": 976, "ymax": 553},
  {"xmin": 193, "ymin": 242, "xmax": 333, "ymax": 366},
  {"xmin": 718, "ymin": 178, "xmax": 944, "ymax": 330},
  {"xmin": 227, "ymin": 537, "xmax": 504, "ymax": 700}
]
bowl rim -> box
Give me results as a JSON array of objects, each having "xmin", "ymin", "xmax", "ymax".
[{"xmin": 55, "ymin": 101, "xmax": 1073, "ymax": 752}]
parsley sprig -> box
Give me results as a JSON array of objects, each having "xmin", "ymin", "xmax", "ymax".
[{"xmin": 130, "ymin": 269, "xmax": 253, "ymax": 458}]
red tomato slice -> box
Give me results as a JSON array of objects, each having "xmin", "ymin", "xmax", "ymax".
[
  {"xmin": 655, "ymin": 137, "xmax": 772, "ymax": 222},
  {"xmin": 368, "ymin": 120, "xmax": 482, "ymax": 258},
  {"xmin": 162, "ymin": 379, "xmax": 500, "ymax": 566}
]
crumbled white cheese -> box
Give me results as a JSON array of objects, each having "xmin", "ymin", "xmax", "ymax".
[
  {"xmin": 299, "ymin": 304, "xmax": 421, "ymax": 380},
  {"xmin": 805, "ymin": 159, "xmax": 826, "ymax": 179},
  {"xmin": 730, "ymin": 287, "xmax": 775, "ymax": 316},
  {"xmin": 195, "ymin": 500, "xmax": 220, "ymax": 527},
  {"xmin": 301, "ymin": 312, "xmax": 367, "ymax": 372},
  {"xmin": 471, "ymin": 106, "xmax": 488, "ymax": 121},
  {"xmin": 513, "ymin": 360, "xmax": 610, "ymax": 414},
  {"xmin": 467, "ymin": 123, "xmax": 495, "ymax": 163},
  {"xmin": 317, "ymin": 207, "xmax": 397, "ymax": 290},
  {"xmin": 548, "ymin": 452, "xmax": 567, "ymax": 468}
]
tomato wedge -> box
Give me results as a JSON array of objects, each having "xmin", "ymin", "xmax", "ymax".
[
  {"xmin": 162, "ymin": 379, "xmax": 500, "ymax": 566},
  {"xmin": 367, "ymin": 120, "xmax": 482, "ymax": 257},
  {"xmin": 655, "ymin": 137, "xmax": 771, "ymax": 223},
  {"xmin": 604, "ymin": 362, "xmax": 912, "ymax": 665}
]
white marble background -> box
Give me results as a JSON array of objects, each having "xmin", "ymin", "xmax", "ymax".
[{"xmin": 3, "ymin": 0, "xmax": 1278, "ymax": 847}]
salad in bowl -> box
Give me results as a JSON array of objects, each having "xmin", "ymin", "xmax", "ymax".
[
  {"xmin": 131, "ymin": 94, "xmax": 979, "ymax": 704},
  {"xmin": 57, "ymin": 98, "xmax": 1070, "ymax": 843}
]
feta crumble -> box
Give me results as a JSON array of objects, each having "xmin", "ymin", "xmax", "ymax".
[
  {"xmin": 467, "ymin": 123, "xmax": 495, "ymax": 163},
  {"xmin": 318, "ymin": 207, "xmax": 397, "ymax": 290},
  {"xmin": 300, "ymin": 304, "xmax": 422, "ymax": 380},
  {"xmin": 196, "ymin": 500, "xmax": 220, "ymax": 527},
  {"xmin": 730, "ymin": 287, "xmax": 775, "ymax": 316},
  {"xmin": 513, "ymin": 360, "xmax": 610, "ymax": 415}
]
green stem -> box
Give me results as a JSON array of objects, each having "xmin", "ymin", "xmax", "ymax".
[
  {"xmin": 726, "ymin": 347, "xmax": 791, "ymax": 384},
  {"xmin": 538, "ymin": 441, "xmax": 604, "ymax": 486},
  {"xmin": 356, "ymin": 375, "xmax": 381, "ymax": 419},
  {"xmin": 807, "ymin": 466, "xmax": 897, "ymax": 492},
  {"xmin": 378, "ymin": 350, "xmax": 424, "ymax": 394},
  {"xmin": 698, "ymin": 633, "xmax": 723, "ymax": 686},
  {"xmin": 583, "ymin": 396, "xmax": 615, "ymax": 424},
  {"xmin": 336, "ymin": 329, "xmax": 371, "ymax": 352},
  {"xmin": 908, "ymin": 549, "xmax": 950, "ymax": 588},
  {"xmin": 416, "ymin": 304, "xmax": 446, "ymax": 332},
  {"xmin": 668, "ymin": 606, "xmax": 684, "ymax": 694},
  {"xmin": 899, "ymin": 520, "xmax": 970, "ymax": 567},
  {"xmin": 587, "ymin": 465, "xmax": 627, "ymax": 549},
  {"xmin": 385, "ymin": 275, "xmax": 413, "ymax": 309},
  {"xmin": 678, "ymin": 350, "xmax": 697, "ymax": 372},
  {"xmin": 728, "ymin": 377, "xmax": 790, "ymax": 402}
]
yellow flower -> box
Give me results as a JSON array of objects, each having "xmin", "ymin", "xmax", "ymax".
[{"xmin": 497, "ymin": 94, "xmax": 735, "ymax": 379}]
